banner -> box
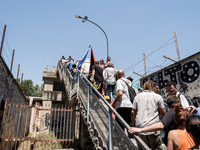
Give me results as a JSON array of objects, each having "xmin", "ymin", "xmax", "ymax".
[{"xmin": 77, "ymin": 45, "xmax": 91, "ymax": 71}]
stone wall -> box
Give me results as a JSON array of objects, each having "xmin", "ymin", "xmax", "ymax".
[
  {"xmin": 0, "ymin": 56, "xmax": 28, "ymax": 106},
  {"xmin": 0, "ymin": 56, "xmax": 30, "ymax": 143}
]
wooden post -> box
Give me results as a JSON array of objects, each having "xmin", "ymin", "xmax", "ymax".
[
  {"xmin": 163, "ymin": 55, "xmax": 177, "ymax": 63},
  {"xmin": 25, "ymin": 80, "xmax": 27, "ymax": 96},
  {"xmin": 0, "ymin": 25, "xmax": 7, "ymax": 56},
  {"xmin": 21, "ymin": 73, "xmax": 24, "ymax": 93},
  {"xmin": 10, "ymin": 49, "xmax": 15, "ymax": 72},
  {"xmin": 133, "ymin": 71, "xmax": 145, "ymax": 78},
  {"xmin": 17, "ymin": 64, "xmax": 20, "ymax": 82},
  {"xmin": 174, "ymin": 32, "xmax": 181, "ymax": 61},
  {"xmin": 143, "ymin": 53, "xmax": 147, "ymax": 76}
]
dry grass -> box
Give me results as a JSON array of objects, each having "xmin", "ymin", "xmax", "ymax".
[{"xmin": 17, "ymin": 132, "xmax": 63, "ymax": 150}]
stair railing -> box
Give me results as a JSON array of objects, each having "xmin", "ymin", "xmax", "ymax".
[{"xmin": 57, "ymin": 62, "xmax": 149, "ymax": 150}]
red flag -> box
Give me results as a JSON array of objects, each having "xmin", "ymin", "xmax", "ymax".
[
  {"xmin": 89, "ymin": 48, "xmax": 96, "ymax": 77},
  {"xmin": 91, "ymin": 48, "xmax": 96, "ymax": 63}
]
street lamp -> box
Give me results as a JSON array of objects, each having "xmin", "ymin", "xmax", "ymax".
[{"xmin": 75, "ymin": 15, "xmax": 109, "ymax": 58}]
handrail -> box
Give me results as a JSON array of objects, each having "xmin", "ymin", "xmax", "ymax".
[{"xmin": 57, "ymin": 62, "xmax": 150, "ymax": 150}]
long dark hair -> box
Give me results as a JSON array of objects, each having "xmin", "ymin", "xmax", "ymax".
[
  {"xmin": 186, "ymin": 115, "xmax": 200, "ymax": 142},
  {"xmin": 174, "ymin": 104, "xmax": 190, "ymax": 128}
]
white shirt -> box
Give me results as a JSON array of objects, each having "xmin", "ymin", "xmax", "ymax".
[
  {"xmin": 133, "ymin": 90, "xmax": 165, "ymax": 135},
  {"xmin": 116, "ymin": 78, "xmax": 133, "ymax": 108},
  {"xmin": 176, "ymin": 92, "xmax": 189, "ymax": 108},
  {"xmin": 61, "ymin": 59, "xmax": 67, "ymax": 64},
  {"xmin": 81, "ymin": 60, "xmax": 90, "ymax": 77},
  {"xmin": 103, "ymin": 67, "xmax": 115, "ymax": 85}
]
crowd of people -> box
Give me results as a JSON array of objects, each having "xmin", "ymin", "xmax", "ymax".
[
  {"xmin": 60, "ymin": 55, "xmax": 119, "ymax": 100},
  {"xmin": 60, "ymin": 55, "xmax": 200, "ymax": 150},
  {"xmin": 128, "ymin": 81, "xmax": 200, "ymax": 150}
]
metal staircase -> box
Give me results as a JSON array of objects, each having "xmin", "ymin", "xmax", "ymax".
[{"xmin": 57, "ymin": 62, "xmax": 149, "ymax": 150}]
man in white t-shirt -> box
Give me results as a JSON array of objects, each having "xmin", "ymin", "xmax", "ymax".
[
  {"xmin": 131, "ymin": 80, "xmax": 166, "ymax": 149},
  {"xmin": 166, "ymin": 81, "xmax": 189, "ymax": 108},
  {"xmin": 111, "ymin": 70, "xmax": 133, "ymax": 131}
]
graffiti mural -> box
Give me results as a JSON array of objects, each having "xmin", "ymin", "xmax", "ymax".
[
  {"xmin": 140, "ymin": 52, "xmax": 200, "ymax": 107},
  {"xmin": 180, "ymin": 61, "xmax": 200, "ymax": 83}
]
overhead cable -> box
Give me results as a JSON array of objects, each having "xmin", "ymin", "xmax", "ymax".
[{"xmin": 125, "ymin": 37, "xmax": 175, "ymax": 77}]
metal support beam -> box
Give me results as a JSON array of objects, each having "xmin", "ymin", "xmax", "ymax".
[{"xmin": 87, "ymin": 84, "xmax": 90, "ymax": 122}]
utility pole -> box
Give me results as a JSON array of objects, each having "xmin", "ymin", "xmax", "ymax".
[
  {"xmin": 174, "ymin": 32, "xmax": 181, "ymax": 61},
  {"xmin": 0, "ymin": 25, "xmax": 7, "ymax": 56},
  {"xmin": 143, "ymin": 53, "xmax": 147, "ymax": 76},
  {"xmin": 133, "ymin": 53, "xmax": 147, "ymax": 78},
  {"xmin": 17, "ymin": 64, "xmax": 20, "ymax": 82}
]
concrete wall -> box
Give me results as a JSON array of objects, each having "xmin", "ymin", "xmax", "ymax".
[
  {"xmin": 140, "ymin": 52, "xmax": 200, "ymax": 107},
  {"xmin": 42, "ymin": 71, "xmax": 66, "ymax": 101},
  {"xmin": 28, "ymin": 67, "xmax": 80, "ymax": 148},
  {"xmin": 0, "ymin": 56, "xmax": 28, "ymax": 106},
  {"xmin": 0, "ymin": 56, "xmax": 30, "ymax": 149}
]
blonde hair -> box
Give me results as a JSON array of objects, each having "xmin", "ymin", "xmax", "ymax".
[{"xmin": 143, "ymin": 80, "xmax": 154, "ymax": 91}]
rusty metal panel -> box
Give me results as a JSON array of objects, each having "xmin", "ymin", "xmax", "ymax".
[
  {"xmin": 1, "ymin": 100, "xmax": 79, "ymax": 150},
  {"xmin": 29, "ymin": 102, "xmax": 78, "ymax": 150},
  {"xmin": 0, "ymin": 100, "xmax": 31, "ymax": 150}
]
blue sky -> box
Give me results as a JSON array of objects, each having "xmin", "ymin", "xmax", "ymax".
[{"xmin": 0, "ymin": 1, "xmax": 200, "ymax": 86}]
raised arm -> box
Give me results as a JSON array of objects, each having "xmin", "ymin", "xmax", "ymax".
[{"xmin": 129, "ymin": 122, "xmax": 165, "ymax": 134}]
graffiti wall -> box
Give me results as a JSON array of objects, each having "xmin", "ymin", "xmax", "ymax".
[{"xmin": 140, "ymin": 52, "xmax": 200, "ymax": 107}]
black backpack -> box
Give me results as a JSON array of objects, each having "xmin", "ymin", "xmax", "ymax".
[{"xmin": 121, "ymin": 79, "xmax": 136, "ymax": 103}]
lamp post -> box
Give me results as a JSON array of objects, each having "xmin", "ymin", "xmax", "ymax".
[{"xmin": 75, "ymin": 15, "xmax": 109, "ymax": 58}]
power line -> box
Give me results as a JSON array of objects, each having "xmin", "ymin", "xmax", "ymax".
[
  {"xmin": 0, "ymin": 21, "xmax": 4, "ymax": 31},
  {"xmin": 146, "ymin": 57, "xmax": 157, "ymax": 67},
  {"xmin": 5, "ymin": 39, "xmax": 13, "ymax": 56},
  {"xmin": 127, "ymin": 57, "xmax": 172, "ymax": 81},
  {"xmin": 125, "ymin": 36, "xmax": 175, "ymax": 80},
  {"xmin": 124, "ymin": 54, "xmax": 143, "ymax": 73},
  {"xmin": 0, "ymin": 22, "xmax": 23, "ymax": 80},
  {"xmin": 145, "ymin": 37, "xmax": 174, "ymax": 58},
  {"xmin": 2, "ymin": 48, "xmax": 11, "ymax": 64}
]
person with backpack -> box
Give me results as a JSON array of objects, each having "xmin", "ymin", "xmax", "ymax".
[
  {"xmin": 111, "ymin": 70, "xmax": 136, "ymax": 131},
  {"xmin": 131, "ymin": 80, "xmax": 166, "ymax": 150}
]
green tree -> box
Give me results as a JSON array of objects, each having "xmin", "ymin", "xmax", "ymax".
[
  {"xmin": 34, "ymin": 83, "xmax": 44, "ymax": 97},
  {"xmin": 20, "ymin": 79, "xmax": 35, "ymax": 96},
  {"xmin": 16, "ymin": 79, "xmax": 44, "ymax": 97}
]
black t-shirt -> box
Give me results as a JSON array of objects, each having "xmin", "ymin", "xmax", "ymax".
[
  {"xmin": 92, "ymin": 65, "xmax": 103, "ymax": 83},
  {"xmin": 161, "ymin": 109, "xmax": 177, "ymax": 145}
]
